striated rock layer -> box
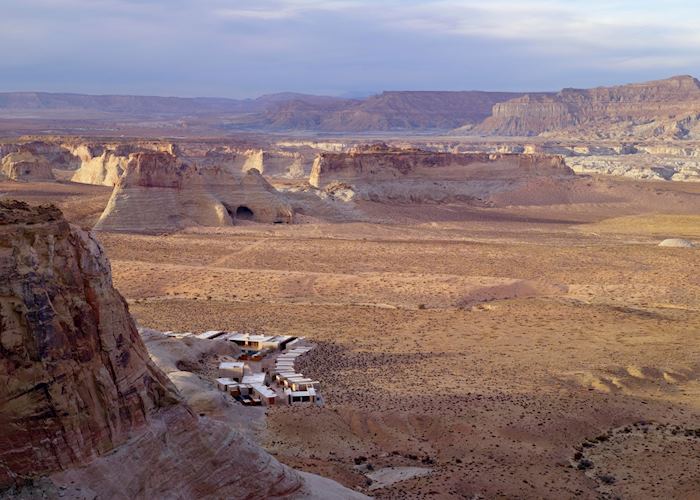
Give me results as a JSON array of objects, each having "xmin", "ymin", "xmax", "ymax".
[
  {"xmin": 310, "ymin": 146, "xmax": 574, "ymax": 204},
  {"xmin": 68, "ymin": 142, "xmax": 179, "ymax": 186},
  {"xmin": 94, "ymin": 151, "xmax": 294, "ymax": 233},
  {"xmin": 476, "ymin": 76, "xmax": 700, "ymax": 139},
  {"xmin": 0, "ymin": 200, "xmax": 366, "ymax": 499},
  {"xmin": 0, "ymin": 200, "xmax": 178, "ymax": 486}
]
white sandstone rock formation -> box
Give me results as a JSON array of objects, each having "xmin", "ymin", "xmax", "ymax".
[{"xmin": 94, "ymin": 151, "xmax": 294, "ymax": 233}]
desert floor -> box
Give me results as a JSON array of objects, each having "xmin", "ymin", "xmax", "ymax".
[{"xmin": 3, "ymin": 177, "xmax": 700, "ymax": 498}]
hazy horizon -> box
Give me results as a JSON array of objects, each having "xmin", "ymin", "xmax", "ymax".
[
  {"xmin": 3, "ymin": 0, "xmax": 700, "ymax": 99},
  {"xmin": 0, "ymin": 73, "xmax": 697, "ymax": 101}
]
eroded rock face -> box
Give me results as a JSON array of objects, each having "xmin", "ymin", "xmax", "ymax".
[
  {"xmin": 0, "ymin": 200, "xmax": 178, "ymax": 487},
  {"xmin": 68, "ymin": 142, "xmax": 180, "ymax": 186},
  {"xmin": 94, "ymin": 151, "xmax": 293, "ymax": 233},
  {"xmin": 566, "ymin": 155, "xmax": 700, "ymax": 182},
  {"xmin": 476, "ymin": 76, "xmax": 700, "ymax": 139},
  {"xmin": 1, "ymin": 151, "xmax": 55, "ymax": 182},
  {"xmin": 309, "ymin": 148, "xmax": 573, "ymax": 204},
  {"xmin": 68, "ymin": 144, "xmax": 131, "ymax": 186}
]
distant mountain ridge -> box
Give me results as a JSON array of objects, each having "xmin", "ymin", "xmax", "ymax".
[
  {"xmin": 0, "ymin": 91, "xmax": 338, "ymax": 116},
  {"xmin": 0, "ymin": 89, "xmax": 528, "ymax": 130},
  {"xmin": 2, "ymin": 76, "xmax": 700, "ymax": 138}
]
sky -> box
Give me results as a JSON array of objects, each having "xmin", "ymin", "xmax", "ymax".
[{"xmin": 2, "ymin": 0, "xmax": 700, "ymax": 98}]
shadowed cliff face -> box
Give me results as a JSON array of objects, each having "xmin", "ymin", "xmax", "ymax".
[{"xmin": 0, "ymin": 200, "xmax": 179, "ymax": 488}]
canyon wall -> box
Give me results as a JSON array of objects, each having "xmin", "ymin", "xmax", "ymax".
[
  {"xmin": 476, "ymin": 76, "xmax": 700, "ymax": 138},
  {"xmin": 316, "ymin": 91, "xmax": 525, "ymax": 131}
]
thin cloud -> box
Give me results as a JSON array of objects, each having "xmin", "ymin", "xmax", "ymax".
[
  {"xmin": 214, "ymin": 0, "xmax": 358, "ymax": 20},
  {"xmin": 0, "ymin": 0, "xmax": 698, "ymax": 96}
]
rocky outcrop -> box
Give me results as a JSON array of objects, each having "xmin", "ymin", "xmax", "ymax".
[
  {"xmin": 0, "ymin": 141, "xmax": 79, "ymax": 170},
  {"xmin": 94, "ymin": 152, "xmax": 293, "ymax": 232},
  {"xmin": 0, "ymin": 151, "xmax": 55, "ymax": 181},
  {"xmin": 0, "ymin": 200, "xmax": 178, "ymax": 486},
  {"xmin": 68, "ymin": 144, "xmax": 132, "ymax": 186},
  {"xmin": 244, "ymin": 149, "xmax": 307, "ymax": 178},
  {"xmin": 566, "ymin": 155, "xmax": 700, "ymax": 182},
  {"xmin": 309, "ymin": 147, "xmax": 574, "ymax": 204},
  {"xmin": 475, "ymin": 76, "xmax": 700, "ymax": 138},
  {"xmin": 0, "ymin": 200, "xmax": 366, "ymax": 499},
  {"xmin": 69, "ymin": 142, "xmax": 180, "ymax": 186}
]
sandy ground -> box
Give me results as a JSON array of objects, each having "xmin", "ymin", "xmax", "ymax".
[{"xmin": 3, "ymin": 175, "xmax": 700, "ymax": 498}]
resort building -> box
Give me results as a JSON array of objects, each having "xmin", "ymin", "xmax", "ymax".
[
  {"xmin": 284, "ymin": 388, "xmax": 318, "ymax": 404},
  {"xmin": 218, "ymin": 361, "xmax": 245, "ymax": 380}
]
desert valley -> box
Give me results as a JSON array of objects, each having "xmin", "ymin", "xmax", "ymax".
[{"xmin": 1, "ymin": 72, "xmax": 700, "ymax": 500}]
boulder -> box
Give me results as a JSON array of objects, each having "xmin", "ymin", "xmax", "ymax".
[{"xmin": 658, "ymin": 238, "xmax": 696, "ymax": 248}]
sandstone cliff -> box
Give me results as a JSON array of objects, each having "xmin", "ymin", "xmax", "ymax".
[
  {"xmin": 94, "ymin": 151, "xmax": 293, "ymax": 233},
  {"xmin": 0, "ymin": 200, "xmax": 178, "ymax": 486},
  {"xmin": 68, "ymin": 142, "xmax": 180, "ymax": 186},
  {"xmin": 0, "ymin": 200, "xmax": 366, "ymax": 499},
  {"xmin": 309, "ymin": 147, "xmax": 573, "ymax": 204},
  {"xmin": 475, "ymin": 76, "xmax": 700, "ymax": 138},
  {"xmin": 68, "ymin": 144, "xmax": 132, "ymax": 186}
]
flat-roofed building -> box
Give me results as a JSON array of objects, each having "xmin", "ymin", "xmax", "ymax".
[
  {"xmin": 226, "ymin": 333, "xmax": 296, "ymax": 352},
  {"xmin": 218, "ymin": 361, "xmax": 245, "ymax": 380},
  {"xmin": 216, "ymin": 377, "xmax": 238, "ymax": 391},
  {"xmin": 290, "ymin": 379, "xmax": 320, "ymax": 391},
  {"xmin": 196, "ymin": 330, "xmax": 226, "ymax": 340},
  {"xmin": 275, "ymin": 363, "xmax": 296, "ymax": 370},
  {"xmin": 252, "ymin": 384, "xmax": 277, "ymax": 405},
  {"xmin": 242, "ymin": 373, "xmax": 266, "ymax": 386},
  {"xmin": 285, "ymin": 388, "xmax": 317, "ymax": 404}
]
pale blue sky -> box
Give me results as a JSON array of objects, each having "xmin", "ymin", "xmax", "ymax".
[{"xmin": 2, "ymin": 0, "xmax": 699, "ymax": 97}]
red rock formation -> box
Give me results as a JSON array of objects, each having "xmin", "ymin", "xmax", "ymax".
[
  {"xmin": 311, "ymin": 150, "xmax": 570, "ymax": 186},
  {"xmin": 0, "ymin": 200, "xmax": 178, "ymax": 487}
]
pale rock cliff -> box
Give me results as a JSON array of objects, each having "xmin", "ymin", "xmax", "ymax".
[
  {"xmin": 309, "ymin": 147, "xmax": 574, "ymax": 204},
  {"xmin": 94, "ymin": 152, "xmax": 293, "ymax": 232}
]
